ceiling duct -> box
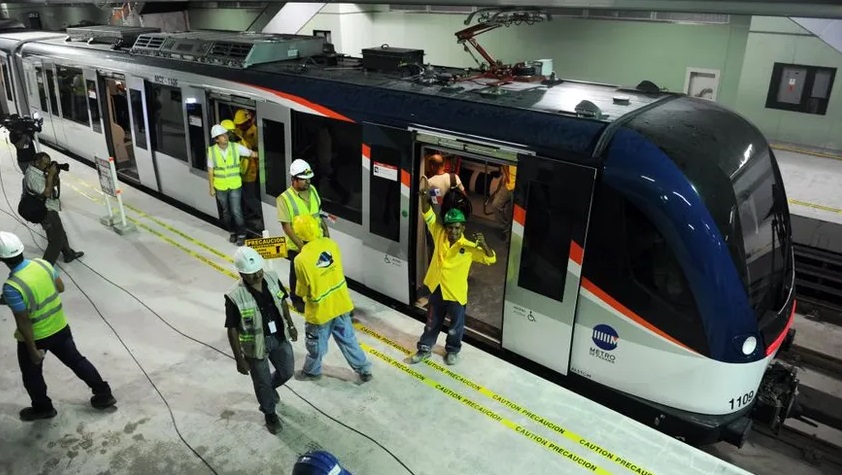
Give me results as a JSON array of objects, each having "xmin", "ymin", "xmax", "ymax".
[{"xmin": 130, "ymin": 30, "xmax": 326, "ymax": 68}]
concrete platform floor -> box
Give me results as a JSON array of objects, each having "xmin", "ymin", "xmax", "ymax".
[{"xmin": 0, "ymin": 139, "xmax": 755, "ymax": 474}]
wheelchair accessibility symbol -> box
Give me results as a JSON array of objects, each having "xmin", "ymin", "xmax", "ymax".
[{"xmin": 526, "ymin": 311, "xmax": 536, "ymax": 322}]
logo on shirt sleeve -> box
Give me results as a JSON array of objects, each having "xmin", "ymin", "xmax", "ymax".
[{"xmin": 316, "ymin": 251, "xmax": 334, "ymax": 268}]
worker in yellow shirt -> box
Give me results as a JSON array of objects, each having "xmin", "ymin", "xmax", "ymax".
[
  {"xmin": 487, "ymin": 164, "xmax": 516, "ymax": 242},
  {"xmin": 232, "ymin": 109, "xmax": 263, "ymax": 230},
  {"xmin": 410, "ymin": 176, "xmax": 496, "ymax": 366},
  {"xmin": 292, "ymin": 214, "xmax": 372, "ymax": 382}
]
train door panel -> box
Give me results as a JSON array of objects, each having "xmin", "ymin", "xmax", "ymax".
[
  {"xmin": 0, "ymin": 55, "xmax": 13, "ymax": 117},
  {"xmin": 255, "ymin": 101, "xmax": 291, "ymax": 241},
  {"xmin": 41, "ymin": 61, "xmax": 66, "ymax": 147},
  {"xmin": 24, "ymin": 61, "xmax": 56, "ymax": 143},
  {"xmin": 501, "ymin": 156, "xmax": 597, "ymax": 375},
  {"xmin": 125, "ymin": 75, "xmax": 158, "ymax": 191},
  {"xmin": 81, "ymin": 68, "xmax": 108, "ymax": 162},
  {"xmin": 361, "ymin": 123, "xmax": 412, "ymax": 304}
]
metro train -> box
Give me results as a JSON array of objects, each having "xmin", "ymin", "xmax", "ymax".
[{"xmin": 0, "ymin": 26, "xmax": 799, "ymax": 447}]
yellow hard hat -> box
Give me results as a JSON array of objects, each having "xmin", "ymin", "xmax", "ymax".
[
  {"xmin": 220, "ymin": 119, "xmax": 236, "ymax": 131},
  {"xmin": 293, "ymin": 215, "xmax": 321, "ymax": 243},
  {"xmin": 233, "ymin": 109, "xmax": 250, "ymax": 125}
]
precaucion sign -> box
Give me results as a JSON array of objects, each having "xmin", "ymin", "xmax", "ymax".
[
  {"xmin": 95, "ymin": 156, "xmax": 118, "ymax": 197},
  {"xmin": 244, "ymin": 236, "xmax": 287, "ymax": 259}
]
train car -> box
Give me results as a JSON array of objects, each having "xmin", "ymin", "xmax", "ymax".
[{"xmin": 0, "ymin": 26, "xmax": 799, "ymax": 447}]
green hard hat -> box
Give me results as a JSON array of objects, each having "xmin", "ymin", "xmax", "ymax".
[{"xmin": 443, "ymin": 208, "xmax": 466, "ymax": 225}]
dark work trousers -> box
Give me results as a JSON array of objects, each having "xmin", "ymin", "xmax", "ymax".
[
  {"xmin": 417, "ymin": 286, "xmax": 467, "ymax": 355},
  {"xmin": 40, "ymin": 210, "xmax": 76, "ymax": 265},
  {"xmin": 287, "ymin": 249, "xmax": 304, "ymax": 311},
  {"xmin": 245, "ymin": 334, "xmax": 295, "ymax": 415},
  {"xmin": 241, "ymin": 181, "xmax": 263, "ymax": 224},
  {"xmin": 17, "ymin": 325, "xmax": 111, "ymax": 411}
]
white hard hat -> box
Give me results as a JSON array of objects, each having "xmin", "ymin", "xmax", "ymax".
[
  {"xmin": 0, "ymin": 231, "xmax": 24, "ymax": 259},
  {"xmin": 290, "ymin": 159, "xmax": 314, "ymax": 179},
  {"xmin": 234, "ymin": 246, "xmax": 264, "ymax": 275},
  {"xmin": 210, "ymin": 124, "xmax": 228, "ymax": 139}
]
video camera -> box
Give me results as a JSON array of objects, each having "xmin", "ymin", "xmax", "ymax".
[{"xmin": 1, "ymin": 113, "xmax": 43, "ymax": 138}]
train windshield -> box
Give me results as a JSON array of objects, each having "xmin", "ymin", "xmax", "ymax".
[{"xmin": 729, "ymin": 147, "xmax": 791, "ymax": 319}]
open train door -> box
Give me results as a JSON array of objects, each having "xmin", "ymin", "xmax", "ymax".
[{"xmin": 501, "ymin": 156, "xmax": 597, "ymax": 375}]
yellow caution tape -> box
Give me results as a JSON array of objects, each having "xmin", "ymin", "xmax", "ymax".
[
  {"xmin": 788, "ymin": 198, "xmax": 842, "ymax": 215},
  {"xmin": 771, "ymin": 143, "xmax": 842, "ymax": 161},
  {"xmin": 64, "ymin": 173, "xmax": 657, "ymax": 475}
]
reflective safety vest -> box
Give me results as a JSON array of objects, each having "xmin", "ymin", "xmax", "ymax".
[
  {"xmin": 225, "ymin": 270, "xmax": 287, "ymax": 360},
  {"xmin": 5, "ymin": 259, "xmax": 67, "ymax": 341},
  {"xmin": 209, "ymin": 144, "xmax": 242, "ymax": 191},
  {"xmin": 293, "ymin": 237, "xmax": 354, "ymax": 325},
  {"xmin": 279, "ymin": 186, "xmax": 322, "ymax": 252}
]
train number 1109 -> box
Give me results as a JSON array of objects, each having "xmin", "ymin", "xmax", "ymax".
[{"xmin": 729, "ymin": 391, "xmax": 755, "ymax": 410}]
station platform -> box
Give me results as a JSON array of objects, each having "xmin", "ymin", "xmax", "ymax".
[{"xmin": 0, "ymin": 137, "xmax": 753, "ymax": 474}]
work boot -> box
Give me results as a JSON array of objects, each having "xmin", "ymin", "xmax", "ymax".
[
  {"xmin": 63, "ymin": 251, "xmax": 84, "ymax": 263},
  {"xmin": 236, "ymin": 235, "xmax": 246, "ymax": 246},
  {"xmin": 360, "ymin": 372, "xmax": 373, "ymax": 383},
  {"xmin": 91, "ymin": 393, "xmax": 117, "ymax": 409},
  {"xmin": 19, "ymin": 406, "xmax": 57, "ymax": 421},
  {"xmin": 229, "ymin": 234, "xmax": 237, "ymax": 243},
  {"xmin": 265, "ymin": 413, "xmax": 281, "ymax": 434},
  {"xmin": 297, "ymin": 370, "xmax": 321, "ymax": 381},
  {"xmin": 409, "ymin": 351, "xmax": 430, "ymax": 364},
  {"xmin": 445, "ymin": 352, "xmax": 459, "ymax": 365}
]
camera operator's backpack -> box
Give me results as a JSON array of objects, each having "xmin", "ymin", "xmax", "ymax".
[
  {"xmin": 18, "ymin": 179, "xmax": 47, "ymax": 224},
  {"xmin": 440, "ymin": 173, "xmax": 472, "ymax": 220}
]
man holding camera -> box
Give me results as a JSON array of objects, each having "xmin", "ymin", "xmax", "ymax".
[{"xmin": 23, "ymin": 152, "xmax": 83, "ymax": 265}]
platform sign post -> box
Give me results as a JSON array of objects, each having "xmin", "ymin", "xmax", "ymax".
[
  {"xmin": 95, "ymin": 155, "xmax": 135, "ymax": 235},
  {"xmin": 246, "ymin": 232, "xmax": 287, "ymax": 280}
]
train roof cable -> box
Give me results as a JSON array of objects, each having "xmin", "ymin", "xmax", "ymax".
[{"xmin": 0, "ymin": 143, "xmax": 417, "ymax": 475}]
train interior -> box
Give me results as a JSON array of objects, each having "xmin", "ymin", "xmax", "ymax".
[
  {"xmin": 414, "ymin": 147, "xmax": 515, "ymax": 339},
  {"xmin": 211, "ymin": 99, "xmax": 265, "ymax": 233},
  {"xmin": 102, "ymin": 75, "xmax": 137, "ymax": 182}
]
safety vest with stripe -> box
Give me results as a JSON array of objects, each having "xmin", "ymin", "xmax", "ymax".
[
  {"xmin": 293, "ymin": 237, "xmax": 354, "ymax": 325},
  {"xmin": 225, "ymin": 270, "xmax": 287, "ymax": 360},
  {"xmin": 280, "ymin": 186, "xmax": 322, "ymax": 252},
  {"xmin": 6, "ymin": 259, "xmax": 67, "ymax": 341},
  {"xmin": 209, "ymin": 144, "xmax": 242, "ymax": 191}
]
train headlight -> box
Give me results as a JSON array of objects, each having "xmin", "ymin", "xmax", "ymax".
[{"xmin": 741, "ymin": 336, "xmax": 757, "ymax": 355}]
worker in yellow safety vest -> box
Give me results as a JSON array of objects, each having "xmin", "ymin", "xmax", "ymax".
[
  {"xmin": 291, "ymin": 214, "xmax": 372, "ymax": 382},
  {"xmin": 0, "ymin": 232, "xmax": 115, "ymax": 421},
  {"xmin": 207, "ymin": 123, "xmax": 258, "ymax": 246},
  {"xmin": 276, "ymin": 158, "xmax": 329, "ymax": 313},
  {"xmin": 233, "ymin": 109, "xmax": 263, "ymax": 230}
]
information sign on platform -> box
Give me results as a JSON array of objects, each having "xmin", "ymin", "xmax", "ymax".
[
  {"xmin": 94, "ymin": 155, "xmax": 135, "ymax": 235},
  {"xmin": 244, "ymin": 236, "xmax": 287, "ymax": 259}
]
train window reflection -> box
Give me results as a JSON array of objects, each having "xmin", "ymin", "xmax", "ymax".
[
  {"xmin": 291, "ymin": 111, "xmax": 362, "ymax": 224},
  {"xmin": 129, "ymin": 89, "xmax": 147, "ymax": 150},
  {"xmin": 518, "ymin": 180, "xmax": 570, "ymax": 302},
  {"xmin": 45, "ymin": 70, "xmax": 59, "ymax": 116},
  {"xmin": 86, "ymin": 80, "xmax": 101, "ymax": 133},
  {"xmin": 263, "ymin": 119, "xmax": 286, "ymax": 197},
  {"xmin": 34, "ymin": 68, "xmax": 48, "ymax": 112},
  {"xmin": 56, "ymin": 66, "xmax": 89, "ymax": 127},
  {"xmin": 146, "ymin": 83, "xmax": 187, "ymax": 162},
  {"xmin": 2, "ymin": 62, "xmax": 12, "ymax": 101}
]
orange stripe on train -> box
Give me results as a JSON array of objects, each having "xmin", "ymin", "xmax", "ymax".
[
  {"xmin": 248, "ymin": 85, "xmax": 355, "ymax": 123},
  {"xmin": 581, "ymin": 278, "xmax": 697, "ymax": 354}
]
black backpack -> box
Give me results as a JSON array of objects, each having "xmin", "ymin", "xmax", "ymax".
[
  {"xmin": 440, "ymin": 172, "xmax": 472, "ymax": 220},
  {"xmin": 18, "ymin": 178, "xmax": 47, "ymax": 224}
]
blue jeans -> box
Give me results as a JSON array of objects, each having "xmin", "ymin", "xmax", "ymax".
[
  {"xmin": 303, "ymin": 313, "xmax": 372, "ymax": 376},
  {"xmin": 245, "ymin": 334, "xmax": 295, "ymax": 415},
  {"xmin": 215, "ymin": 187, "xmax": 245, "ymax": 237},
  {"xmin": 417, "ymin": 286, "xmax": 467, "ymax": 354}
]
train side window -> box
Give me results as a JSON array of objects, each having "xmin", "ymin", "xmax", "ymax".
[
  {"xmin": 56, "ymin": 66, "xmax": 90, "ymax": 127},
  {"xmin": 518, "ymin": 180, "xmax": 571, "ymax": 302},
  {"xmin": 2, "ymin": 62, "xmax": 12, "ymax": 101},
  {"xmin": 34, "ymin": 68, "xmax": 48, "ymax": 111},
  {"xmin": 291, "ymin": 111, "xmax": 362, "ymax": 224},
  {"xmin": 625, "ymin": 203, "xmax": 698, "ymax": 312},
  {"xmin": 86, "ymin": 80, "xmax": 101, "ymax": 133},
  {"xmin": 44, "ymin": 70, "xmax": 59, "ymax": 116},
  {"xmin": 262, "ymin": 119, "xmax": 286, "ymax": 197},
  {"xmin": 369, "ymin": 144, "xmax": 401, "ymax": 242},
  {"xmin": 129, "ymin": 89, "xmax": 147, "ymax": 150},
  {"xmin": 146, "ymin": 83, "xmax": 187, "ymax": 162}
]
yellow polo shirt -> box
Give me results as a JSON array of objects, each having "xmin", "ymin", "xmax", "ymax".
[{"xmin": 423, "ymin": 207, "xmax": 496, "ymax": 305}]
